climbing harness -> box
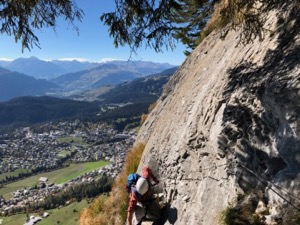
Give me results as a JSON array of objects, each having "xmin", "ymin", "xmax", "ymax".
[
  {"xmin": 136, "ymin": 183, "xmax": 160, "ymax": 225},
  {"xmin": 136, "ymin": 199, "xmax": 153, "ymax": 225}
]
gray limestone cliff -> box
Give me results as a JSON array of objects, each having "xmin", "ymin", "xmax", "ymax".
[{"xmin": 135, "ymin": 3, "xmax": 300, "ymax": 225}]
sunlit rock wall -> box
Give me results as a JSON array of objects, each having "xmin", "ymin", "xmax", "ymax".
[{"xmin": 136, "ymin": 3, "xmax": 300, "ymax": 225}]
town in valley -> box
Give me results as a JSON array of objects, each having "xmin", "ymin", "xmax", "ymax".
[{"xmin": 0, "ymin": 120, "xmax": 136, "ymax": 219}]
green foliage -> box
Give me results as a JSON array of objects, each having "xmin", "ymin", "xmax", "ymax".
[
  {"xmin": 220, "ymin": 203, "xmax": 238, "ymax": 225},
  {"xmin": 172, "ymin": 0, "xmax": 217, "ymax": 54},
  {"xmin": 1, "ymin": 1, "xmax": 295, "ymax": 54},
  {"xmin": 219, "ymin": 201, "xmax": 264, "ymax": 225},
  {"xmin": 101, "ymin": 0, "xmax": 216, "ymax": 53},
  {"xmin": 220, "ymin": 205, "xmax": 264, "ymax": 225},
  {"xmin": 101, "ymin": 0, "xmax": 295, "ymax": 53},
  {"xmin": 100, "ymin": 0, "xmax": 180, "ymax": 52},
  {"xmin": 0, "ymin": 0, "xmax": 83, "ymax": 51}
]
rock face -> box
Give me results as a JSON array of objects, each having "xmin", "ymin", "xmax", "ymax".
[{"xmin": 136, "ymin": 3, "xmax": 300, "ymax": 225}]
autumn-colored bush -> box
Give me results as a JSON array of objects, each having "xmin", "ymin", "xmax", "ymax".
[{"xmin": 80, "ymin": 143, "xmax": 145, "ymax": 225}]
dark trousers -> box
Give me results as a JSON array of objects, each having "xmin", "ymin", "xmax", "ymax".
[{"xmin": 134, "ymin": 199, "xmax": 161, "ymax": 225}]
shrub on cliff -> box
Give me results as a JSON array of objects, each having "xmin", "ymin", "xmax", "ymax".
[
  {"xmin": 80, "ymin": 143, "xmax": 145, "ymax": 225},
  {"xmin": 219, "ymin": 194, "xmax": 265, "ymax": 225}
]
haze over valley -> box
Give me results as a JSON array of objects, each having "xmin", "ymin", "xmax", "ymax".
[{"xmin": 0, "ymin": 57, "xmax": 176, "ymax": 102}]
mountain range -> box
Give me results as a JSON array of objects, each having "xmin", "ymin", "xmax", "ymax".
[
  {"xmin": 97, "ymin": 67, "xmax": 178, "ymax": 104},
  {"xmin": 0, "ymin": 57, "xmax": 174, "ymax": 80},
  {"xmin": 50, "ymin": 60, "xmax": 174, "ymax": 95},
  {"xmin": 0, "ymin": 57, "xmax": 99, "ymax": 79},
  {"xmin": 0, "ymin": 57, "xmax": 175, "ymax": 101},
  {"xmin": 71, "ymin": 67, "xmax": 178, "ymax": 102}
]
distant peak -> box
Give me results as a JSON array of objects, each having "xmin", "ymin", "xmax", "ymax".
[
  {"xmin": 26, "ymin": 56, "xmax": 41, "ymax": 61},
  {"xmin": 14, "ymin": 56, "xmax": 40, "ymax": 61}
]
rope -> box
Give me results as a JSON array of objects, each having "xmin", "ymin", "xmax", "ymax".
[
  {"xmin": 237, "ymin": 162, "xmax": 300, "ymax": 211},
  {"xmin": 162, "ymin": 160, "xmax": 300, "ymax": 210}
]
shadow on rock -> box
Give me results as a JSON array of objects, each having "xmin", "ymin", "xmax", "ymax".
[
  {"xmin": 156, "ymin": 203, "xmax": 178, "ymax": 225},
  {"xmin": 219, "ymin": 0, "xmax": 300, "ymax": 213}
]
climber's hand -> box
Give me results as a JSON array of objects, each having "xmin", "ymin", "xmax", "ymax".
[{"xmin": 151, "ymin": 180, "xmax": 159, "ymax": 187}]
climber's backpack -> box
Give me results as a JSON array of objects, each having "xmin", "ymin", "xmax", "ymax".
[{"xmin": 126, "ymin": 173, "xmax": 141, "ymax": 193}]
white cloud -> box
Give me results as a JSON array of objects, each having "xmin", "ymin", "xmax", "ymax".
[
  {"xmin": 57, "ymin": 57, "xmax": 89, "ymax": 62},
  {"xmin": 98, "ymin": 58, "xmax": 122, "ymax": 63},
  {"xmin": 0, "ymin": 58, "xmax": 13, "ymax": 61},
  {"xmin": 44, "ymin": 57, "xmax": 123, "ymax": 63}
]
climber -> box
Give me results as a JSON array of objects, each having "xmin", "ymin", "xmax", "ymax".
[{"xmin": 126, "ymin": 166, "xmax": 161, "ymax": 225}]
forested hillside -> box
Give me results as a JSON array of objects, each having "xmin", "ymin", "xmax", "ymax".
[
  {"xmin": 0, "ymin": 96, "xmax": 99, "ymax": 128},
  {"xmin": 0, "ymin": 68, "xmax": 57, "ymax": 101},
  {"xmin": 0, "ymin": 67, "xmax": 176, "ymax": 132},
  {"xmin": 98, "ymin": 67, "xmax": 178, "ymax": 104}
]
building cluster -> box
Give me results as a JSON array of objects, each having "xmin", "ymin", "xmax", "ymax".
[
  {"xmin": 0, "ymin": 121, "xmax": 135, "ymax": 174},
  {"xmin": 0, "ymin": 120, "xmax": 136, "ymax": 216}
]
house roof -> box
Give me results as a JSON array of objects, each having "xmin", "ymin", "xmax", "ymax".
[{"xmin": 38, "ymin": 177, "xmax": 48, "ymax": 182}]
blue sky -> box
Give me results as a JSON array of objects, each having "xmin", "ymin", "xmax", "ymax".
[{"xmin": 0, "ymin": 1, "xmax": 187, "ymax": 65}]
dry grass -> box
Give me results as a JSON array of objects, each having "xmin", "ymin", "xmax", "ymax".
[
  {"xmin": 140, "ymin": 114, "xmax": 148, "ymax": 125},
  {"xmin": 201, "ymin": 0, "xmax": 268, "ymax": 45},
  {"xmin": 199, "ymin": 0, "xmax": 230, "ymax": 43},
  {"xmin": 80, "ymin": 143, "xmax": 145, "ymax": 225},
  {"xmin": 148, "ymin": 102, "xmax": 157, "ymax": 112},
  {"xmin": 141, "ymin": 101, "xmax": 157, "ymax": 125}
]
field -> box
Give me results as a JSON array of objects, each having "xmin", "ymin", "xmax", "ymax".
[
  {"xmin": 57, "ymin": 149, "xmax": 73, "ymax": 157},
  {"xmin": 0, "ymin": 168, "xmax": 28, "ymax": 181},
  {"xmin": 0, "ymin": 161, "xmax": 109, "ymax": 199},
  {"xmin": 56, "ymin": 136, "xmax": 83, "ymax": 144},
  {"xmin": 0, "ymin": 200, "xmax": 89, "ymax": 225},
  {"xmin": 56, "ymin": 136, "xmax": 89, "ymax": 152}
]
